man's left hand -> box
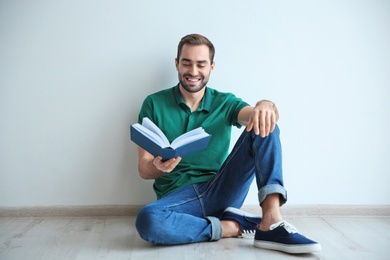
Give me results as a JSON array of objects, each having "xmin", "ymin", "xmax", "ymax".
[{"xmin": 246, "ymin": 100, "xmax": 279, "ymax": 137}]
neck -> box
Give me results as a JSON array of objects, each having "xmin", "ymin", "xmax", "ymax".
[{"xmin": 179, "ymin": 85, "xmax": 205, "ymax": 112}]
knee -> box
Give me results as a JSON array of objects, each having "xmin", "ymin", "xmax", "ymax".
[{"xmin": 135, "ymin": 204, "xmax": 163, "ymax": 243}]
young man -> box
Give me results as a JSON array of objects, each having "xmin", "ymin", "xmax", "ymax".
[{"xmin": 134, "ymin": 34, "xmax": 321, "ymax": 254}]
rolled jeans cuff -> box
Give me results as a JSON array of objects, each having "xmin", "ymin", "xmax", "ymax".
[
  {"xmin": 258, "ymin": 184, "xmax": 288, "ymax": 206},
  {"xmin": 206, "ymin": 216, "xmax": 222, "ymax": 241}
]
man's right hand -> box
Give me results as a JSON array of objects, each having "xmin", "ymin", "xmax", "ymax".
[
  {"xmin": 153, "ymin": 156, "xmax": 182, "ymax": 174},
  {"xmin": 137, "ymin": 146, "xmax": 182, "ymax": 179}
]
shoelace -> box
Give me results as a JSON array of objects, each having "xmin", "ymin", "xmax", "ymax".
[
  {"xmin": 242, "ymin": 229, "xmax": 256, "ymax": 234},
  {"xmin": 270, "ymin": 221, "xmax": 298, "ymax": 234}
]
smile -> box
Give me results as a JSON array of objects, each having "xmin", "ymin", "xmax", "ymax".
[{"xmin": 185, "ymin": 76, "xmax": 201, "ymax": 84}]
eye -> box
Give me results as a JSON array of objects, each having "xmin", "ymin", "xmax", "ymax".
[{"xmin": 198, "ymin": 61, "xmax": 209, "ymax": 67}]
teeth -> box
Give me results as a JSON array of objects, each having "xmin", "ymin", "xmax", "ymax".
[{"xmin": 186, "ymin": 77, "xmax": 199, "ymax": 82}]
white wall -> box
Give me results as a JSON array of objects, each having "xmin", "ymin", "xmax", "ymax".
[{"xmin": 1, "ymin": 0, "xmax": 389, "ymax": 207}]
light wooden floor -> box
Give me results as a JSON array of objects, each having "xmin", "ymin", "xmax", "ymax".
[{"xmin": 1, "ymin": 216, "xmax": 389, "ymax": 260}]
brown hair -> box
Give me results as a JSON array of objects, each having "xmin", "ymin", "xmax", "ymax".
[{"xmin": 177, "ymin": 34, "xmax": 215, "ymax": 63}]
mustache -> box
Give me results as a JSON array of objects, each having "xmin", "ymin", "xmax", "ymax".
[{"xmin": 183, "ymin": 73, "xmax": 203, "ymax": 78}]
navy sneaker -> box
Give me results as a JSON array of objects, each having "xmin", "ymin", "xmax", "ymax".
[
  {"xmin": 220, "ymin": 207, "xmax": 262, "ymax": 235},
  {"xmin": 254, "ymin": 221, "xmax": 321, "ymax": 254}
]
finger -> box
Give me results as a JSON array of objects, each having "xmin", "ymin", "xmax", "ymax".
[
  {"xmin": 153, "ymin": 156, "xmax": 170, "ymax": 170},
  {"xmin": 247, "ymin": 109, "xmax": 257, "ymax": 133},
  {"xmin": 270, "ymin": 112, "xmax": 276, "ymax": 133},
  {"xmin": 163, "ymin": 157, "xmax": 177, "ymax": 168},
  {"xmin": 175, "ymin": 156, "xmax": 182, "ymax": 165},
  {"xmin": 253, "ymin": 110, "xmax": 260, "ymax": 135},
  {"xmin": 153, "ymin": 156, "xmax": 165, "ymax": 171},
  {"xmin": 246, "ymin": 118, "xmax": 253, "ymax": 132},
  {"xmin": 162, "ymin": 157, "xmax": 182, "ymax": 173},
  {"xmin": 153, "ymin": 156, "xmax": 163, "ymax": 166},
  {"xmin": 265, "ymin": 111, "xmax": 272, "ymax": 136},
  {"xmin": 260, "ymin": 110, "xmax": 266, "ymax": 137}
]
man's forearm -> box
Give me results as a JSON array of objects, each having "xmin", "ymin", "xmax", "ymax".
[{"xmin": 138, "ymin": 157, "xmax": 165, "ymax": 180}]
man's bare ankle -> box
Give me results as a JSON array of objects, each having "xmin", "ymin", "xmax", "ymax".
[
  {"xmin": 221, "ymin": 220, "xmax": 241, "ymax": 238},
  {"xmin": 259, "ymin": 212, "xmax": 283, "ymax": 231}
]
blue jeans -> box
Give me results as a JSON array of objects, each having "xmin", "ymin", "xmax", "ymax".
[{"xmin": 135, "ymin": 126, "xmax": 287, "ymax": 244}]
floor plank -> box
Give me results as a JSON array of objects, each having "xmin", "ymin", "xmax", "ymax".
[{"xmin": 0, "ymin": 216, "xmax": 389, "ymax": 259}]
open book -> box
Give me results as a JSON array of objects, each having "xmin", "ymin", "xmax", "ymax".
[{"xmin": 130, "ymin": 117, "xmax": 211, "ymax": 160}]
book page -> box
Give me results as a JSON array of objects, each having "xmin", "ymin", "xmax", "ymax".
[
  {"xmin": 141, "ymin": 118, "xmax": 170, "ymax": 147},
  {"xmin": 171, "ymin": 127, "xmax": 209, "ymax": 149},
  {"xmin": 132, "ymin": 123, "xmax": 169, "ymax": 148}
]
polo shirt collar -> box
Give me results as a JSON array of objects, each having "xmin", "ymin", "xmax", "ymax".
[{"xmin": 173, "ymin": 84, "xmax": 212, "ymax": 112}]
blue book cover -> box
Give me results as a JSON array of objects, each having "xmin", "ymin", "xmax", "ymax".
[{"xmin": 130, "ymin": 118, "xmax": 211, "ymax": 161}]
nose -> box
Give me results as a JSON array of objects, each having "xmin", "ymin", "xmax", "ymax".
[{"xmin": 189, "ymin": 64, "xmax": 198, "ymax": 76}]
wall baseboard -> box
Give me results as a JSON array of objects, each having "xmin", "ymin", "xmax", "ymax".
[
  {"xmin": 1, "ymin": 204, "xmax": 389, "ymax": 218},
  {"xmin": 0, "ymin": 205, "xmax": 142, "ymax": 218}
]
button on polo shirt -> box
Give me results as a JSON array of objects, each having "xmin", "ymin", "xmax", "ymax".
[{"xmin": 138, "ymin": 84, "xmax": 249, "ymax": 199}]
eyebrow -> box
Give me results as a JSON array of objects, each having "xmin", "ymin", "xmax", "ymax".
[{"xmin": 181, "ymin": 58, "xmax": 209, "ymax": 64}]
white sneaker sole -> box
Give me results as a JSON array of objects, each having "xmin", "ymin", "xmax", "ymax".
[
  {"xmin": 224, "ymin": 207, "xmax": 262, "ymax": 218},
  {"xmin": 254, "ymin": 240, "xmax": 322, "ymax": 254}
]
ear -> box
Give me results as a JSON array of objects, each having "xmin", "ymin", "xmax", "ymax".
[
  {"xmin": 175, "ymin": 58, "xmax": 179, "ymax": 71},
  {"xmin": 211, "ymin": 61, "xmax": 215, "ymax": 71}
]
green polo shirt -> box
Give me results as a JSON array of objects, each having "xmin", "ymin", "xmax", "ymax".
[{"xmin": 138, "ymin": 84, "xmax": 249, "ymax": 199}]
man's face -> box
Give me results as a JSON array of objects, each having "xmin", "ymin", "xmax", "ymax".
[{"xmin": 175, "ymin": 44, "xmax": 215, "ymax": 93}]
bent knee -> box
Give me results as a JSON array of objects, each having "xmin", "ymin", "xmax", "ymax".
[{"xmin": 135, "ymin": 204, "xmax": 166, "ymax": 243}]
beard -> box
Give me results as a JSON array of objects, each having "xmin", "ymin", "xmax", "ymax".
[{"xmin": 178, "ymin": 73, "xmax": 210, "ymax": 93}]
